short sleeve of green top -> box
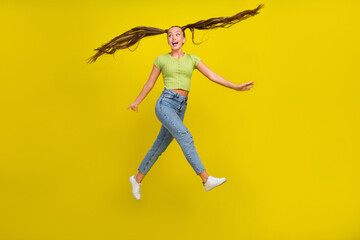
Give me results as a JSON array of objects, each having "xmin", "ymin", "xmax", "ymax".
[{"xmin": 153, "ymin": 53, "xmax": 201, "ymax": 91}]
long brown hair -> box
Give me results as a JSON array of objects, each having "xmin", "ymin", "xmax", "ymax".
[{"xmin": 87, "ymin": 4, "xmax": 264, "ymax": 64}]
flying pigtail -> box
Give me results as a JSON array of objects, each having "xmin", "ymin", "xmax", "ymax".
[
  {"xmin": 183, "ymin": 4, "xmax": 264, "ymax": 45},
  {"xmin": 87, "ymin": 26, "xmax": 166, "ymax": 64}
]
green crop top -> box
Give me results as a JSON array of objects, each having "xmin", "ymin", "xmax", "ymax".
[{"xmin": 153, "ymin": 53, "xmax": 201, "ymax": 91}]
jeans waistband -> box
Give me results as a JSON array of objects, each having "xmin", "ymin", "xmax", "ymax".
[{"xmin": 162, "ymin": 88, "xmax": 188, "ymax": 102}]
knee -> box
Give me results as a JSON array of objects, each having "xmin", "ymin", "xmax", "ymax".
[{"xmin": 178, "ymin": 130, "xmax": 194, "ymax": 145}]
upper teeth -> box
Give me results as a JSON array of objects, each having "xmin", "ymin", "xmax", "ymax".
[{"xmin": 173, "ymin": 42, "xmax": 178, "ymax": 44}]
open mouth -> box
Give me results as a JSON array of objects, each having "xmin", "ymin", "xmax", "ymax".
[{"xmin": 172, "ymin": 42, "xmax": 178, "ymax": 46}]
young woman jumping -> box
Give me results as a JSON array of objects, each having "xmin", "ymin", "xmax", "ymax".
[{"xmin": 87, "ymin": 4, "xmax": 264, "ymax": 200}]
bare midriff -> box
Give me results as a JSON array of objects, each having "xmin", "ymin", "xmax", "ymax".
[{"xmin": 169, "ymin": 89, "xmax": 189, "ymax": 97}]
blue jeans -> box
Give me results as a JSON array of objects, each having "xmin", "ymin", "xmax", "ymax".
[{"xmin": 138, "ymin": 88, "xmax": 206, "ymax": 175}]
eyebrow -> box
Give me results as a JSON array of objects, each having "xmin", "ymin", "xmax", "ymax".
[{"xmin": 168, "ymin": 31, "xmax": 180, "ymax": 34}]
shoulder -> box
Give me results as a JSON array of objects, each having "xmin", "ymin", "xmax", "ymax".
[
  {"xmin": 187, "ymin": 53, "xmax": 201, "ymax": 62},
  {"xmin": 187, "ymin": 53, "xmax": 201, "ymax": 67},
  {"xmin": 153, "ymin": 54, "xmax": 168, "ymax": 69},
  {"xmin": 154, "ymin": 54, "xmax": 168, "ymax": 62}
]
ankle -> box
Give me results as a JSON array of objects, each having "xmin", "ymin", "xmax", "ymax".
[{"xmin": 203, "ymin": 176, "xmax": 209, "ymax": 183}]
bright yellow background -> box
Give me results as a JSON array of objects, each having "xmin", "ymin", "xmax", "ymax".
[{"xmin": 1, "ymin": 0, "xmax": 359, "ymax": 239}]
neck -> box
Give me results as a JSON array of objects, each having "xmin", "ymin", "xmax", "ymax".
[{"xmin": 170, "ymin": 49, "xmax": 184, "ymax": 56}]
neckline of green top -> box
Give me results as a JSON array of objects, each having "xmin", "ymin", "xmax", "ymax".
[{"xmin": 167, "ymin": 52, "xmax": 186, "ymax": 60}]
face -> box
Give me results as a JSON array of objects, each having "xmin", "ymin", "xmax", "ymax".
[{"xmin": 167, "ymin": 27, "xmax": 186, "ymax": 50}]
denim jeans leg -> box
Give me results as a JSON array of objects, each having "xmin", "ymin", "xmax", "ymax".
[
  {"xmin": 137, "ymin": 124, "xmax": 174, "ymax": 175},
  {"xmin": 155, "ymin": 97, "xmax": 206, "ymax": 175}
]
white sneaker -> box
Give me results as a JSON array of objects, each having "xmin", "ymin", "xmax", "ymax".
[
  {"xmin": 203, "ymin": 176, "xmax": 227, "ymax": 192},
  {"xmin": 129, "ymin": 175, "xmax": 142, "ymax": 200}
]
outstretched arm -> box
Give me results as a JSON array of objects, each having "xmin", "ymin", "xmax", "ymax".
[
  {"xmin": 127, "ymin": 64, "xmax": 161, "ymax": 112},
  {"xmin": 196, "ymin": 61, "xmax": 254, "ymax": 91}
]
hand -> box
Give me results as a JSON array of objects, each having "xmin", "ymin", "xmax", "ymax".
[
  {"xmin": 127, "ymin": 102, "xmax": 138, "ymax": 112},
  {"xmin": 233, "ymin": 81, "xmax": 254, "ymax": 91}
]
